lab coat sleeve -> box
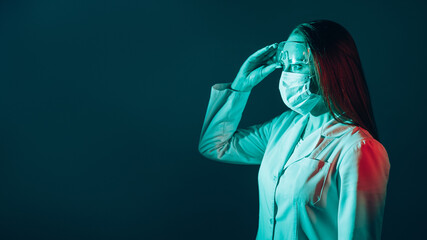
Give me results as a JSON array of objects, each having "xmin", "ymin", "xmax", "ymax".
[
  {"xmin": 198, "ymin": 83, "xmax": 276, "ymax": 165},
  {"xmin": 337, "ymin": 139, "xmax": 390, "ymax": 240}
]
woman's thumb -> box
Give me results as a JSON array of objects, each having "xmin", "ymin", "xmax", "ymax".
[{"xmin": 260, "ymin": 63, "xmax": 281, "ymax": 78}]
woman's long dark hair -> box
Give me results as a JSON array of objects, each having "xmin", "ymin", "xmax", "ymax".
[{"xmin": 293, "ymin": 20, "xmax": 379, "ymax": 141}]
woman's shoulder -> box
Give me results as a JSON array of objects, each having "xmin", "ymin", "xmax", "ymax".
[
  {"xmin": 322, "ymin": 119, "xmax": 378, "ymax": 145},
  {"xmin": 337, "ymin": 125, "xmax": 389, "ymax": 167},
  {"xmin": 340, "ymin": 125, "xmax": 383, "ymax": 149},
  {"xmin": 320, "ymin": 119, "xmax": 387, "ymax": 158}
]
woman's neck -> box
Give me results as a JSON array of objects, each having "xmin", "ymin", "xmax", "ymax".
[{"xmin": 301, "ymin": 100, "xmax": 332, "ymax": 140}]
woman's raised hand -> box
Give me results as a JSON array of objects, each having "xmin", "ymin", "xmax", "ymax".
[{"xmin": 231, "ymin": 43, "xmax": 281, "ymax": 92}]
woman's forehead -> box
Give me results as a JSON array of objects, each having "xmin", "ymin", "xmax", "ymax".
[
  {"xmin": 282, "ymin": 42, "xmax": 308, "ymax": 60},
  {"xmin": 283, "ymin": 42, "xmax": 307, "ymax": 52},
  {"xmin": 283, "ymin": 33, "xmax": 308, "ymax": 58}
]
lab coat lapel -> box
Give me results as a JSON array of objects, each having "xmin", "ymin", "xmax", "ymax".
[
  {"xmin": 282, "ymin": 128, "xmax": 321, "ymax": 169},
  {"xmin": 265, "ymin": 115, "xmax": 309, "ymax": 177},
  {"xmin": 282, "ymin": 118, "xmax": 353, "ymax": 169}
]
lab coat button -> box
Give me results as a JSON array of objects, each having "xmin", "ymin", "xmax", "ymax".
[
  {"xmin": 273, "ymin": 176, "xmax": 277, "ymax": 181},
  {"xmin": 269, "ymin": 218, "xmax": 274, "ymax": 224}
]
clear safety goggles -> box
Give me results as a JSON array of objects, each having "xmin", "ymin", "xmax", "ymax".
[{"xmin": 276, "ymin": 41, "xmax": 312, "ymax": 73}]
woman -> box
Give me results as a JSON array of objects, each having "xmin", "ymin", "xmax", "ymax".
[{"xmin": 198, "ymin": 20, "xmax": 390, "ymax": 240}]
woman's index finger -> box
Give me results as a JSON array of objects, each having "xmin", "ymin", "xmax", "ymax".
[{"xmin": 250, "ymin": 43, "xmax": 278, "ymax": 59}]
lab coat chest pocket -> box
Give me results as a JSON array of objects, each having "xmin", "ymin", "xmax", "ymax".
[{"xmin": 279, "ymin": 158, "xmax": 331, "ymax": 206}]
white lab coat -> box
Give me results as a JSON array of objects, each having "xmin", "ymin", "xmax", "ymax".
[{"xmin": 198, "ymin": 83, "xmax": 390, "ymax": 240}]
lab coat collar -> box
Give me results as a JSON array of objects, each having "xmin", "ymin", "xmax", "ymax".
[
  {"xmin": 320, "ymin": 117, "xmax": 355, "ymax": 139},
  {"xmin": 282, "ymin": 115, "xmax": 355, "ymax": 170},
  {"xmin": 297, "ymin": 113, "xmax": 354, "ymax": 139}
]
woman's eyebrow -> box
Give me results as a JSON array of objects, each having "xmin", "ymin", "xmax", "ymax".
[{"xmin": 290, "ymin": 56, "xmax": 306, "ymax": 62}]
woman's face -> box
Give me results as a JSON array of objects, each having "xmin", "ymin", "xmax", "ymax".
[
  {"xmin": 279, "ymin": 33, "xmax": 312, "ymax": 74},
  {"xmin": 280, "ymin": 32, "xmax": 320, "ymax": 94}
]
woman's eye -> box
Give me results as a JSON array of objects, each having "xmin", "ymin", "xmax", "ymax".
[{"xmin": 291, "ymin": 64, "xmax": 303, "ymax": 71}]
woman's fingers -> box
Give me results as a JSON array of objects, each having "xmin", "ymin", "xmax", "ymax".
[
  {"xmin": 265, "ymin": 58, "xmax": 276, "ymax": 65},
  {"xmin": 243, "ymin": 43, "xmax": 278, "ymax": 72},
  {"xmin": 233, "ymin": 44, "xmax": 281, "ymax": 91},
  {"xmin": 261, "ymin": 48, "xmax": 278, "ymax": 62},
  {"xmin": 249, "ymin": 43, "xmax": 278, "ymax": 61},
  {"xmin": 259, "ymin": 62, "xmax": 281, "ymax": 79}
]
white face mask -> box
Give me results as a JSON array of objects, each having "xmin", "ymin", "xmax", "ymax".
[{"xmin": 279, "ymin": 71, "xmax": 323, "ymax": 115}]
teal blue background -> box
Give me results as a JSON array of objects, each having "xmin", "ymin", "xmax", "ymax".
[{"xmin": 0, "ymin": 0, "xmax": 425, "ymax": 239}]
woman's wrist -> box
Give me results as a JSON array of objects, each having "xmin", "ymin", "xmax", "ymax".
[{"xmin": 231, "ymin": 79, "xmax": 251, "ymax": 92}]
